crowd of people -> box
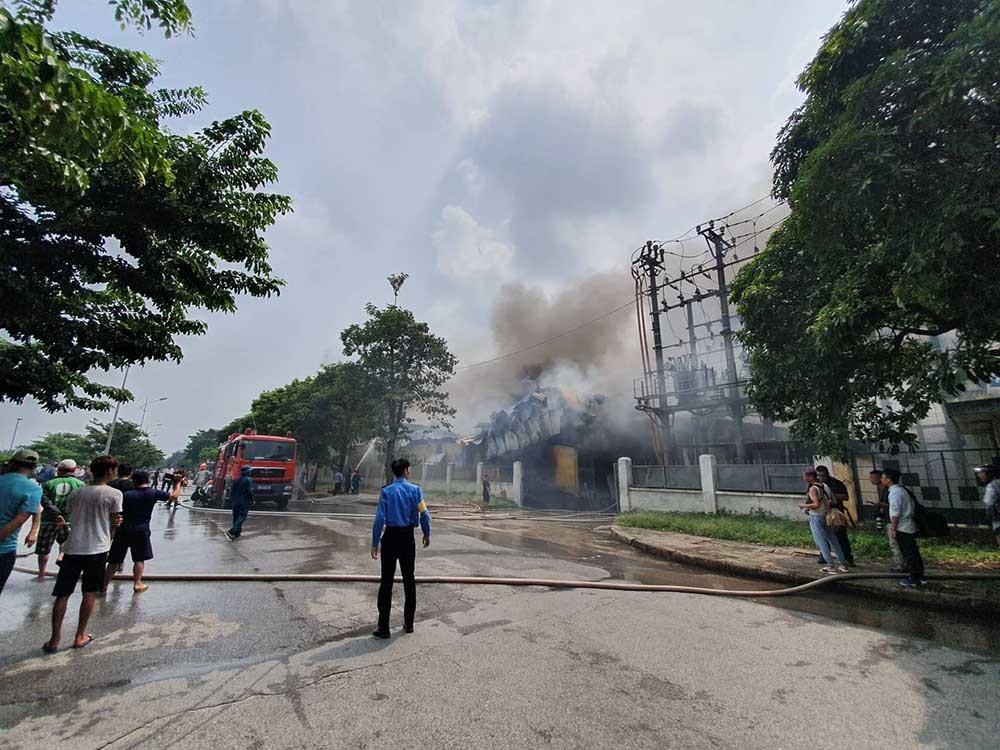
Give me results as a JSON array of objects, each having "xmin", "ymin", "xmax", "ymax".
[{"xmin": 0, "ymin": 449, "xmax": 189, "ymax": 651}]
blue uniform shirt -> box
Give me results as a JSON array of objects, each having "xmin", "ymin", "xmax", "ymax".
[{"xmin": 372, "ymin": 477, "xmax": 431, "ymax": 547}]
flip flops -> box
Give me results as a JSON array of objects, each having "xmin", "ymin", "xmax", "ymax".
[
  {"xmin": 133, "ymin": 583, "xmax": 149, "ymax": 593},
  {"xmin": 72, "ymin": 634, "xmax": 95, "ymax": 649},
  {"xmin": 42, "ymin": 642, "xmax": 59, "ymax": 654}
]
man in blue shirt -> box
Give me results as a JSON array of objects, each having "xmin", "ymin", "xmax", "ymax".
[
  {"xmin": 225, "ymin": 465, "xmax": 254, "ymax": 541},
  {"xmin": 0, "ymin": 449, "xmax": 44, "ymax": 597},
  {"xmin": 371, "ymin": 458, "xmax": 431, "ymax": 638}
]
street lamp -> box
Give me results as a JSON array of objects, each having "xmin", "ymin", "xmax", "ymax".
[
  {"xmin": 104, "ymin": 366, "xmax": 131, "ymax": 454},
  {"xmin": 139, "ymin": 396, "xmax": 168, "ymax": 428},
  {"xmin": 8, "ymin": 417, "xmax": 22, "ymax": 452}
]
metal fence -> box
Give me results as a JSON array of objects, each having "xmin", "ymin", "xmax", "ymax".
[
  {"xmin": 632, "ymin": 462, "xmax": 808, "ymax": 493},
  {"xmin": 716, "ymin": 463, "xmax": 809, "ymax": 494},
  {"xmin": 855, "ymin": 448, "xmax": 997, "ymax": 526},
  {"xmin": 632, "ymin": 465, "xmax": 701, "ymax": 490}
]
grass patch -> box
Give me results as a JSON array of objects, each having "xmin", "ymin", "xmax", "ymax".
[{"xmin": 617, "ymin": 510, "xmax": 1000, "ymax": 568}]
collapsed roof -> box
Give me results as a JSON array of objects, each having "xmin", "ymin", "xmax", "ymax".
[{"xmin": 460, "ymin": 387, "xmax": 604, "ymax": 459}]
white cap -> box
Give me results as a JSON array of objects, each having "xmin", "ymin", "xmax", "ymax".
[{"xmin": 57, "ymin": 459, "xmax": 78, "ymax": 472}]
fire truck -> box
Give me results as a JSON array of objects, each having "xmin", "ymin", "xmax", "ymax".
[{"xmin": 212, "ymin": 428, "xmax": 298, "ymax": 509}]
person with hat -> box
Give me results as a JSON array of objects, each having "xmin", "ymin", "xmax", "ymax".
[
  {"xmin": 0, "ymin": 449, "xmax": 43, "ymax": 597},
  {"xmin": 25, "ymin": 459, "xmax": 84, "ymax": 579},
  {"xmin": 225, "ymin": 465, "xmax": 254, "ymax": 540}
]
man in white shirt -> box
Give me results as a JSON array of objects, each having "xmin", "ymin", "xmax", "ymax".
[
  {"xmin": 883, "ymin": 468, "xmax": 925, "ymax": 589},
  {"xmin": 42, "ymin": 456, "xmax": 123, "ymax": 652},
  {"xmin": 975, "ymin": 465, "xmax": 1000, "ymax": 547}
]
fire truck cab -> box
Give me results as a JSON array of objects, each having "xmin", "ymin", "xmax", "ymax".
[{"xmin": 213, "ymin": 428, "xmax": 297, "ymax": 509}]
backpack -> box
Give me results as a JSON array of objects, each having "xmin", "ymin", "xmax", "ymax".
[{"xmin": 903, "ymin": 486, "xmax": 950, "ymax": 538}]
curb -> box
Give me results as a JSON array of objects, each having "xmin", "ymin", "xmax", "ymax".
[{"xmin": 610, "ymin": 525, "xmax": 1000, "ymax": 616}]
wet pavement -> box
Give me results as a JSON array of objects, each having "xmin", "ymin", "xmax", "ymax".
[{"xmin": 1, "ymin": 496, "xmax": 998, "ymax": 749}]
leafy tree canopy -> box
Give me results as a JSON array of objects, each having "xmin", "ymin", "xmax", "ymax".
[
  {"xmin": 341, "ymin": 304, "xmax": 457, "ymax": 476},
  {"xmin": 24, "ymin": 430, "xmax": 91, "ymax": 465},
  {"xmin": 730, "ymin": 0, "xmax": 1000, "ymax": 456},
  {"xmin": 0, "ymin": 0, "xmax": 290, "ymax": 412},
  {"xmin": 24, "ymin": 418, "xmax": 163, "ymax": 467}
]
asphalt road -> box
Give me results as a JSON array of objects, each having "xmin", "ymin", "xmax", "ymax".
[{"xmin": 1, "ymin": 497, "xmax": 997, "ymax": 749}]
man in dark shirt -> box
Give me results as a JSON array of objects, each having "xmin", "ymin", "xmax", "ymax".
[
  {"xmin": 225, "ymin": 465, "xmax": 254, "ymax": 540},
  {"xmin": 816, "ymin": 465, "xmax": 855, "ymax": 565},
  {"xmin": 108, "ymin": 464, "xmax": 134, "ymax": 494},
  {"xmin": 104, "ymin": 470, "xmax": 166, "ymax": 593}
]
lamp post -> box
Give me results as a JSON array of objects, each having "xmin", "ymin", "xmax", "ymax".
[
  {"xmin": 139, "ymin": 396, "xmax": 168, "ymax": 428},
  {"xmin": 8, "ymin": 417, "xmax": 22, "ymax": 452},
  {"xmin": 104, "ymin": 367, "xmax": 131, "ymax": 454}
]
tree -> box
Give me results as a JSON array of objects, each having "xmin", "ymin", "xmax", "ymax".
[
  {"xmin": 730, "ymin": 0, "xmax": 1000, "ymax": 456},
  {"xmin": 250, "ymin": 362, "xmax": 380, "ymax": 469},
  {"xmin": 25, "ymin": 431, "xmax": 91, "ymax": 465},
  {"xmin": 180, "ymin": 428, "xmax": 222, "ymax": 465},
  {"xmin": 0, "ymin": 0, "xmax": 290, "ymax": 413},
  {"xmin": 84, "ymin": 420, "xmax": 164, "ymax": 467},
  {"xmin": 341, "ymin": 304, "xmax": 457, "ymax": 478}
]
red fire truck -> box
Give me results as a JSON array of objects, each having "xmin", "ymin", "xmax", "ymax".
[{"xmin": 212, "ymin": 428, "xmax": 298, "ymax": 509}]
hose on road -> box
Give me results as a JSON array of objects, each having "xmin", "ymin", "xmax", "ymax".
[{"xmin": 13, "ymin": 563, "xmax": 999, "ymax": 598}]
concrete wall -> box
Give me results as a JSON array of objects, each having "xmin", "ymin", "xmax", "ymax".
[
  {"xmin": 622, "ymin": 453, "xmax": 805, "ymax": 521},
  {"xmin": 716, "ymin": 491, "xmax": 803, "ymax": 520},
  {"xmin": 629, "ymin": 487, "xmax": 708, "ymax": 513}
]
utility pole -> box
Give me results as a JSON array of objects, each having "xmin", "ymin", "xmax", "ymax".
[
  {"xmin": 698, "ymin": 221, "xmax": 746, "ymax": 462},
  {"xmin": 139, "ymin": 396, "xmax": 168, "ymax": 428},
  {"xmin": 8, "ymin": 417, "xmax": 22, "ymax": 452},
  {"xmin": 105, "ymin": 366, "xmax": 130, "ymax": 455},
  {"xmin": 633, "ymin": 241, "xmax": 671, "ymax": 462}
]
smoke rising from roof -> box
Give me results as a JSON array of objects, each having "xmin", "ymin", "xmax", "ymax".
[{"xmin": 447, "ymin": 270, "xmax": 643, "ymax": 433}]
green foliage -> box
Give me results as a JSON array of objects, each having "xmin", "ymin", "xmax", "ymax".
[
  {"xmin": 250, "ymin": 362, "xmax": 381, "ymax": 467},
  {"xmin": 0, "ymin": 1, "xmax": 290, "ymax": 413},
  {"xmin": 341, "ymin": 304, "xmax": 458, "ymax": 476},
  {"xmin": 179, "ymin": 428, "xmax": 221, "ymax": 466},
  {"xmin": 25, "ymin": 430, "xmax": 91, "ymax": 465},
  {"xmin": 730, "ymin": 0, "xmax": 1000, "ymax": 457},
  {"xmin": 84, "ymin": 419, "xmax": 164, "ymax": 467},
  {"xmin": 617, "ymin": 511, "xmax": 1000, "ymax": 567},
  {"xmin": 24, "ymin": 419, "xmax": 163, "ymax": 467}
]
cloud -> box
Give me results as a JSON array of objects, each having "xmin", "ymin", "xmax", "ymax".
[{"xmin": 432, "ymin": 205, "xmax": 515, "ymax": 282}]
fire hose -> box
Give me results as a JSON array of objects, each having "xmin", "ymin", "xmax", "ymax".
[{"xmin": 13, "ymin": 561, "xmax": 999, "ymax": 598}]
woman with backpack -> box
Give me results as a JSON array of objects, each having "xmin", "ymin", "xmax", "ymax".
[{"xmin": 799, "ymin": 468, "xmax": 850, "ymax": 574}]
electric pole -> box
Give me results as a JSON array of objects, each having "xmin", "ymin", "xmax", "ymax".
[
  {"xmin": 698, "ymin": 221, "xmax": 746, "ymax": 462},
  {"xmin": 8, "ymin": 417, "xmax": 22, "ymax": 453},
  {"xmin": 633, "ymin": 241, "xmax": 672, "ymax": 462}
]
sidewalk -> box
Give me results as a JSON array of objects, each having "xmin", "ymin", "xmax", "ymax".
[{"xmin": 610, "ymin": 525, "xmax": 1000, "ymax": 616}]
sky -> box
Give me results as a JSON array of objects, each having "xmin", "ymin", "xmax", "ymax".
[{"xmin": 1, "ymin": 0, "xmax": 848, "ymax": 457}]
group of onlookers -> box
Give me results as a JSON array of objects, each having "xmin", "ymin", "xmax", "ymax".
[{"xmin": 0, "ymin": 449, "xmax": 179, "ymax": 652}]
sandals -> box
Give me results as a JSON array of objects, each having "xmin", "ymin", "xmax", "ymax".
[
  {"xmin": 133, "ymin": 583, "xmax": 149, "ymax": 593},
  {"xmin": 72, "ymin": 634, "xmax": 95, "ymax": 649}
]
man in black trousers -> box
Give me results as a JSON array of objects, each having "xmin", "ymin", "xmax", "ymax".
[{"xmin": 370, "ymin": 458, "xmax": 431, "ymax": 638}]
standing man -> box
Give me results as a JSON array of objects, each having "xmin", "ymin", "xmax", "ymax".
[
  {"xmin": 370, "ymin": 458, "xmax": 431, "ymax": 638},
  {"xmin": 225, "ymin": 465, "xmax": 254, "ymax": 541},
  {"xmin": 108, "ymin": 463, "xmax": 134, "ymax": 494},
  {"xmin": 0, "ymin": 450, "xmax": 43, "ymax": 597},
  {"xmin": 815, "ymin": 465, "xmax": 855, "ymax": 566},
  {"xmin": 334, "ymin": 467, "xmax": 345, "ymax": 495},
  {"xmin": 870, "ymin": 469, "xmax": 904, "ymax": 570},
  {"xmin": 43, "ymin": 456, "xmax": 123, "ymax": 651},
  {"xmin": 160, "ymin": 465, "xmax": 175, "ymax": 492},
  {"xmin": 975, "ymin": 465, "xmax": 1000, "ymax": 547},
  {"xmin": 26, "ymin": 459, "xmax": 83, "ymax": 578},
  {"xmin": 482, "ymin": 470, "xmax": 491, "ymax": 510},
  {"xmin": 883, "ymin": 468, "xmax": 925, "ymax": 589},
  {"xmin": 350, "ymin": 468, "xmax": 362, "ymax": 495},
  {"xmin": 104, "ymin": 470, "xmax": 167, "ymax": 594}
]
